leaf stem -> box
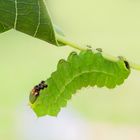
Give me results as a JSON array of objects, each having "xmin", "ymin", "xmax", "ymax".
[
  {"xmin": 56, "ymin": 34, "xmax": 140, "ymax": 71},
  {"xmin": 56, "ymin": 34, "xmax": 87, "ymax": 51}
]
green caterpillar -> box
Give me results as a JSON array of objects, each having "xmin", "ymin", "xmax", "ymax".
[{"xmin": 30, "ymin": 50, "xmax": 130, "ymax": 117}]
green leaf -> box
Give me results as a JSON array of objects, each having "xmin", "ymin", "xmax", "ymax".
[
  {"xmin": 30, "ymin": 50, "xmax": 130, "ymax": 117},
  {"xmin": 0, "ymin": 0, "xmax": 60, "ymax": 45},
  {"xmin": 0, "ymin": 23, "xmax": 11, "ymax": 33}
]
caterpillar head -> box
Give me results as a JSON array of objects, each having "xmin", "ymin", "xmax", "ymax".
[{"xmin": 118, "ymin": 56, "xmax": 130, "ymax": 70}]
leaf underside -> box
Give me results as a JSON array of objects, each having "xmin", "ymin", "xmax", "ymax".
[
  {"xmin": 0, "ymin": 0, "xmax": 61, "ymax": 45},
  {"xmin": 31, "ymin": 50, "xmax": 130, "ymax": 117}
]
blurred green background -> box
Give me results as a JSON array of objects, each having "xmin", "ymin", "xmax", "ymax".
[{"xmin": 1, "ymin": 0, "xmax": 140, "ymax": 140}]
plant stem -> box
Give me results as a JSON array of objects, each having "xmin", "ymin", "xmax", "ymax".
[
  {"xmin": 56, "ymin": 34, "xmax": 140, "ymax": 71},
  {"xmin": 56, "ymin": 34, "xmax": 87, "ymax": 51}
]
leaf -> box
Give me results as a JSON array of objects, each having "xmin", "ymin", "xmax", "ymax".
[
  {"xmin": 0, "ymin": 0, "xmax": 61, "ymax": 45},
  {"xmin": 0, "ymin": 22, "xmax": 11, "ymax": 33},
  {"xmin": 30, "ymin": 50, "xmax": 130, "ymax": 117}
]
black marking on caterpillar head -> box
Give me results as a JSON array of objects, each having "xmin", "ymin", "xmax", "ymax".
[
  {"xmin": 29, "ymin": 80, "xmax": 48, "ymax": 104},
  {"xmin": 124, "ymin": 60, "xmax": 130, "ymax": 70},
  {"xmin": 118, "ymin": 56, "xmax": 130, "ymax": 70}
]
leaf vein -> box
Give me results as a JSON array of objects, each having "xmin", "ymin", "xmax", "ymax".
[
  {"xmin": 14, "ymin": 0, "xmax": 18, "ymax": 29},
  {"xmin": 33, "ymin": 0, "xmax": 40, "ymax": 37}
]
